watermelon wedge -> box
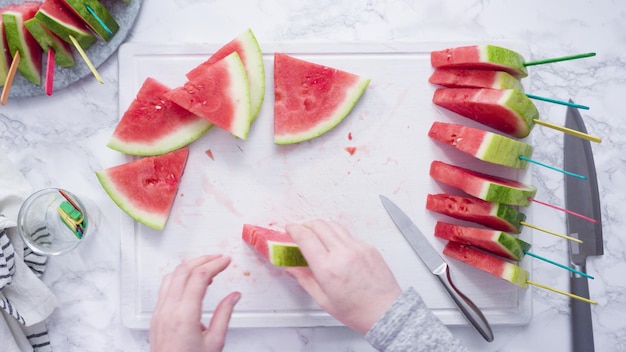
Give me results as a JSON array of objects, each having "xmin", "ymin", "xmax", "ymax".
[
  {"xmin": 96, "ymin": 147, "xmax": 189, "ymax": 230},
  {"xmin": 242, "ymin": 224, "xmax": 307, "ymax": 266},
  {"xmin": 429, "ymin": 160, "xmax": 537, "ymax": 206},
  {"xmin": 0, "ymin": 9, "xmax": 12, "ymax": 86},
  {"xmin": 434, "ymin": 221, "xmax": 530, "ymax": 261},
  {"xmin": 273, "ymin": 53, "xmax": 370, "ymax": 144},
  {"xmin": 60, "ymin": 0, "xmax": 119, "ymax": 41},
  {"xmin": 428, "ymin": 121, "xmax": 533, "ymax": 169},
  {"xmin": 108, "ymin": 77, "xmax": 213, "ymax": 156},
  {"xmin": 24, "ymin": 18, "xmax": 75, "ymax": 67},
  {"xmin": 432, "ymin": 88, "xmax": 538, "ymax": 139},
  {"xmin": 2, "ymin": 2, "xmax": 43, "ymax": 85},
  {"xmin": 431, "ymin": 45, "xmax": 528, "ymax": 79},
  {"xmin": 426, "ymin": 193, "xmax": 526, "ymax": 234},
  {"xmin": 165, "ymin": 52, "xmax": 252, "ymax": 140},
  {"xmin": 443, "ymin": 241, "xmax": 529, "ymax": 288},
  {"xmin": 429, "ymin": 68, "xmax": 524, "ymax": 91},
  {"xmin": 35, "ymin": 0, "xmax": 96, "ymax": 48},
  {"xmin": 187, "ymin": 29, "xmax": 265, "ymax": 122}
]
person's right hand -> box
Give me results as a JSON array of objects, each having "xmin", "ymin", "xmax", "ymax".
[{"xmin": 285, "ymin": 219, "xmax": 403, "ymax": 334}]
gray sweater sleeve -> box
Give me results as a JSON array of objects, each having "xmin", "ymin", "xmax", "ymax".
[{"xmin": 364, "ymin": 287, "xmax": 469, "ymax": 352}]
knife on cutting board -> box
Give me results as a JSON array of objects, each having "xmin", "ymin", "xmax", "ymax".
[
  {"xmin": 563, "ymin": 104, "xmax": 603, "ymax": 352},
  {"xmin": 379, "ymin": 195, "xmax": 494, "ymax": 342}
]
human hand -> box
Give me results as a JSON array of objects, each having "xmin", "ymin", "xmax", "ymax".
[
  {"xmin": 285, "ymin": 219, "xmax": 402, "ymax": 334},
  {"xmin": 150, "ymin": 255, "xmax": 241, "ymax": 352}
]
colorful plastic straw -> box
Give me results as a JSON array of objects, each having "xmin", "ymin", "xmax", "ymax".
[
  {"xmin": 523, "ymin": 52, "xmax": 596, "ymax": 67},
  {"xmin": 68, "ymin": 35, "xmax": 104, "ymax": 84},
  {"xmin": 45, "ymin": 49, "xmax": 55, "ymax": 96},
  {"xmin": 1, "ymin": 51, "xmax": 20, "ymax": 105}
]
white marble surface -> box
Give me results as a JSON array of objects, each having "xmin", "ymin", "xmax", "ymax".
[{"xmin": 1, "ymin": 0, "xmax": 625, "ymax": 351}]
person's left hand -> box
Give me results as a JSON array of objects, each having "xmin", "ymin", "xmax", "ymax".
[{"xmin": 150, "ymin": 254, "xmax": 241, "ymax": 352}]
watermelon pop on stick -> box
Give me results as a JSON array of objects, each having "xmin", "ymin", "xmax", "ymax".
[
  {"xmin": 61, "ymin": 0, "xmax": 119, "ymax": 41},
  {"xmin": 2, "ymin": 2, "xmax": 42, "ymax": 86}
]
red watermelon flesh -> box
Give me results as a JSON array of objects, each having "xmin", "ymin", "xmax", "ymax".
[
  {"xmin": 2, "ymin": 2, "xmax": 43, "ymax": 85},
  {"xmin": 0, "ymin": 9, "xmax": 12, "ymax": 86},
  {"xmin": 242, "ymin": 224, "xmax": 307, "ymax": 266},
  {"xmin": 95, "ymin": 147, "xmax": 189, "ymax": 230},
  {"xmin": 35, "ymin": 0, "xmax": 96, "ymax": 48},
  {"xmin": 187, "ymin": 29, "xmax": 265, "ymax": 121},
  {"xmin": 443, "ymin": 241, "xmax": 529, "ymax": 288},
  {"xmin": 431, "ymin": 45, "xmax": 528, "ymax": 79},
  {"xmin": 273, "ymin": 53, "xmax": 370, "ymax": 144},
  {"xmin": 166, "ymin": 52, "xmax": 251, "ymax": 140},
  {"xmin": 432, "ymin": 88, "xmax": 537, "ymax": 138},
  {"xmin": 108, "ymin": 77, "xmax": 213, "ymax": 156},
  {"xmin": 426, "ymin": 193, "xmax": 526, "ymax": 234},
  {"xmin": 429, "ymin": 68, "xmax": 524, "ymax": 91},
  {"xmin": 429, "ymin": 160, "xmax": 536, "ymax": 206},
  {"xmin": 434, "ymin": 221, "xmax": 530, "ymax": 261},
  {"xmin": 428, "ymin": 121, "xmax": 532, "ymax": 169}
]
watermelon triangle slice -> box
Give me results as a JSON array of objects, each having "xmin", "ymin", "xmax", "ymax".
[
  {"xmin": 0, "ymin": 9, "xmax": 12, "ymax": 85},
  {"xmin": 35, "ymin": 0, "xmax": 96, "ymax": 49},
  {"xmin": 273, "ymin": 53, "xmax": 370, "ymax": 144},
  {"xmin": 96, "ymin": 147, "xmax": 189, "ymax": 230},
  {"xmin": 165, "ymin": 52, "xmax": 252, "ymax": 140},
  {"xmin": 242, "ymin": 224, "xmax": 307, "ymax": 266},
  {"xmin": 187, "ymin": 28, "xmax": 265, "ymax": 122},
  {"xmin": 108, "ymin": 77, "xmax": 213, "ymax": 156},
  {"xmin": 24, "ymin": 18, "xmax": 75, "ymax": 67},
  {"xmin": 2, "ymin": 2, "xmax": 43, "ymax": 85}
]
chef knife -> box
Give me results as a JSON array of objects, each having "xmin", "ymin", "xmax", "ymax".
[
  {"xmin": 564, "ymin": 104, "xmax": 603, "ymax": 352},
  {"xmin": 379, "ymin": 195, "xmax": 494, "ymax": 342}
]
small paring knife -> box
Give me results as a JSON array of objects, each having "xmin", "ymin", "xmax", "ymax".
[{"xmin": 379, "ymin": 195, "xmax": 494, "ymax": 342}]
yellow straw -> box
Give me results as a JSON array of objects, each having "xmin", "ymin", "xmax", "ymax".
[
  {"xmin": 69, "ymin": 35, "xmax": 103, "ymax": 84},
  {"xmin": 533, "ymin": 119, "xmax": 601, "ymax": 143},
  {"xmin": 1, "ymin": 51, "xmax": 20, "ymax": 105},
  {"xmin": 527, "ymin": 280, "xmax": 598, "ymax": 305},
  {"xmin": 520, "ymin": 221, "xmax": 583, "ymax": 243}
]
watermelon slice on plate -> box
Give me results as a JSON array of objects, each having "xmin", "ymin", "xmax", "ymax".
[
  {"xmin": 273, "ymin": 53, "xmax": 370, "ymax": 144},
  {"xmin": 434, "ymin": 221, "xmax": 530, "ymax": 261},
  {"xmin": 24, "ymin": 18, "xmax": 75, "ymax": 67},
  {"xmin": 443, "ymin": 241, "xmax": 529, "ymax": 288},
  {"xmin": 0, "ymin": 9, "xmax": 12, "ymax": 86},
  {"xmin": 428, "ymin": 121, "xmax": 533, "ymax": 169},
  {"xmin": 187, "ymin": 28, "xmax": 265, "ymax": 122},
  {"xmin": 108, "ymin": 77, "xmax": 213, "ymax": 156},
  {"xmin": 242, "ymin": 224, "xmax": 307, "ymax": 266},
  {"xmin": 166, "ymin": 52, "xmax": 252, "ymax": 140},
  {"xmin": 431, "ymin": 44, "xmax": 528, "ymax": 79},
  {"xmin": 429, "ymin": 160, "xmax": 537, "ymax": 206},
  {"xmin": 429, "ymin": 68, "xmax": 524, "ymax": 91},
  {"xmin": 426, "ymin": 193, "xmax": 526, "ymax": 234},
  {"xmin": 432, "ymin": 88, "xmax": 538, "ymax": 139},
  {"xmin": 2, "ymin": 2, "xmax": 43, "ymax": 85},
  {"xmin": 96, "ymin": 147, "xmax": 189, "ymax": 230},
  {"xmin": 60, "ymin": 0, "xmax": 119, "ymax": 41},
  {"xmin": 35, "ymin": 0, "xmax": 97, "ymax": 48}
]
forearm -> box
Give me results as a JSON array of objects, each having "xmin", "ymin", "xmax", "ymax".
[{"xmin": 365, "ymin": 287, "xmax": 468, "ymax": 352}]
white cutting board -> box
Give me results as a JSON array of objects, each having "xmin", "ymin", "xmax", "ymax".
[{"xmin": 118, "ymin": 41, "xmax": 533, "ymax": 329}]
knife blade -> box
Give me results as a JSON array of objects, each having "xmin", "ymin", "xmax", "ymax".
[
  {"xmin": 564, "ymin": 104, "xmax": 603, "ymax": 352},
  {"xmin": 379, "ymin": 195, "xmax": 494, "ymax": 342}
]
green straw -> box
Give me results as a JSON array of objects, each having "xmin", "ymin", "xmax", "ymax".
[
  {"xmin": 523, "ymin": 52, "xmax": 596, "ymax": 67},
  {"xmin": 524, "ymin": 250, "xmax": 594, "ymax": 279}
]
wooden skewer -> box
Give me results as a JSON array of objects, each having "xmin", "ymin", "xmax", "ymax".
[
  {"xmin": 1, "ymin": 51, "xmax": 21, "ymax": 105},
  {"xmin": 520, "ymin": 221, "xmax": 583, "ymax": 243},
  {"xmin": 533, "ymin": 119, "xmax": 601, "ymax": 143},
  {"xmin": 527, "ymin": 280, "xmax": 597, "ymax": 304}
]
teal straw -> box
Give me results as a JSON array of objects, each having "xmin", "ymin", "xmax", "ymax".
[
  {"xmin": 519, "ymin": 156, "xmax": 587, "ymax": 180},
  {"xmin": 525, "ymin": 94, "xmax": 590, "ymax": 110},
  {"xmin": 524, "ymin": 250, "xmax": 594, "ymax": 279},
  {"xmin": 86, "ymin": 5, "xmax": 113, "ymax": 35}
]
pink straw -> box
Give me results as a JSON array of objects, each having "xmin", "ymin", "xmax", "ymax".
[{"xmin": 529, "ymin": 198, "xmax": 598, "ymax": 224}]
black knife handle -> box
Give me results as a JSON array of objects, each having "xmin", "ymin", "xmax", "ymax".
[{"xmin": 571, "ymin": 273, "xmax": 594, "ymax": 352}]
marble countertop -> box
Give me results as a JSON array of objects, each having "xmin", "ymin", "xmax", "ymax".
[{"xmin": 1, "ymin": 1, "xmax": 625, "ymax": 351}]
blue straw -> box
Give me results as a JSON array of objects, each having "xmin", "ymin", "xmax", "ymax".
[
  {"xmin": 519, "ymin": 156, "xmax": 587, "ymax": 180},
  {"xmin": 86, "ymin": 5, "xmax": 113, "ymax": 35},
  {"xmin": 525, "ymin": 94, "xmax": 590, "ymax": 110},
  {"xmin": 524, "ymin": 250, "xmax": 594, "ymax": 279}
]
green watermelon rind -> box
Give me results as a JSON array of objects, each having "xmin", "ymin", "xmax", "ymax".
[
  {"xmin": 480, "ymin": 45, "xmax": 528, "ymax": 78},
  {"xmin": 274, "ymin": 76, "xmax": 371, "ymax": 145},
  {"xmin": 475, "ymin": 131, "xmax": 533, "ymax": 169},
  {"xmin": 3, "ymin": 11, "xmax": 41, "ymax": 85},
  {"xmin": 500, "ymin": 89, "xmax": 538, "ymax": 136},
  {"xmin": 268, "ymin": 241, "xmax": 308, "ymax": 266},
  {"xmin": 96, "ymin": 170, "xmax": 168, "ymax": 230},
  {"xmin": 0, "ymin": 18, "xmax": 10, "ymax": 84},
  {"xmin": 24, "ymin": 18, "xmax": 75, "ymax": 67},
  {"xmin": 35, "ymin": 8, "xmax": 96, "ymax": 48},
  {"xmin": 242, "ymin": 29, "xmax": 265, "ymax": 121}
]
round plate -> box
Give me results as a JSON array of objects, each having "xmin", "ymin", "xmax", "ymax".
[{"xmin": 0, "ymin": 0, "xmax": 142, "ymax": 98}]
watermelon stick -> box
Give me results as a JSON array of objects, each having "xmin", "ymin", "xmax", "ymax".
[
  {"xmin": 519, "ymin": 156, "xmax": 587, "ymax": 180},
  {"xmin": 68, "ymin": 34, "xmax": 103, "ymax": 84},
  {"xmin": 85, "ymin": 5, "xmax": 113, "ymax": 35},
  {"xmin": 0, "ymin": 51, "xmax": 20, "ymax": 105},
  {"xmin": 519, "ymin": 221, "xmax": 582, "ymax": 243},
  {"xmin": 523, "ymin": 250, "xmax": 594, "ymax": 279},
  {"xmin": 525, "ymin": 94, "xmax": 589, "ymax": 110},
  {"xmin": 523, "ymin": 52, "xmax": 596, "ymax": 67},
  {"xmin": 526, "ymin": 280, "xmax": 597, "ymax": 304},
  {"xmin": 529, "ymin": 197, "xmax": 598, "ymax": 224},
  {"xmin": 45, "ymin": 48, "xmax": 55, "ymax": 96},
  {"xmin": 533, "ymin": 119, "xmax": 601, "ymax": 143}
]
